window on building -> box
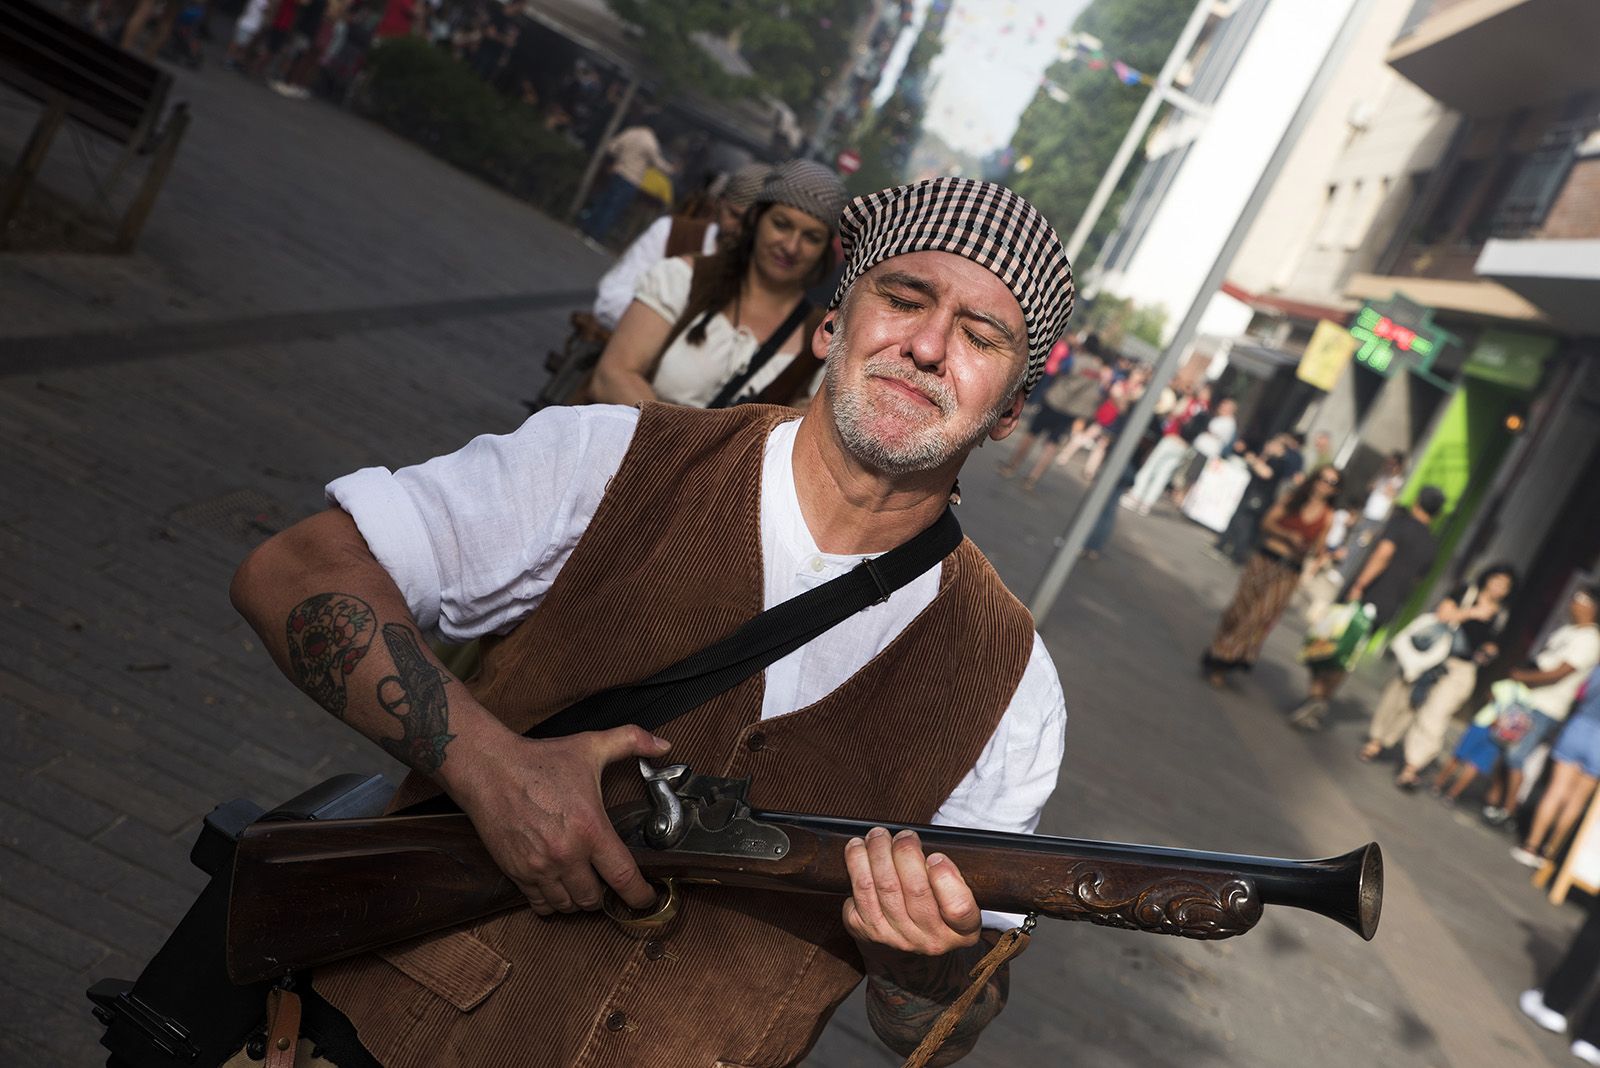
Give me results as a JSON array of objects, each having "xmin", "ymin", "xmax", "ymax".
[
  {"xmin": 1487, "ymin": 120, "xmax": 1586, "ymax": 238},
  {"xmin": 1340, "ymin": 179, "xmax": 1367, "ymax": 250},
  {"xmin": 1313, "ymin": 183, "xmax": 1343, "ymax": 248}
]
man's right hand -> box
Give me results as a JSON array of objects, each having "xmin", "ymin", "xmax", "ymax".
[{"xmin": 445, "ymin": 723, "xmax": 672, "ymax": 916}]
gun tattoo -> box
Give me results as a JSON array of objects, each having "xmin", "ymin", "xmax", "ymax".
[
  {"xmin": 286, "ymin": 593, "xmax": 376, "ymax": 717},
  {"xmin": 375, "ymin": 624, "xmax": 455, "ymax": 771}
]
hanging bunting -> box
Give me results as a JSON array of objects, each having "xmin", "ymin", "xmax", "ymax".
[{"xmin": 1112, "ymin": 60, "xmax": 1143, "ymax": 86}]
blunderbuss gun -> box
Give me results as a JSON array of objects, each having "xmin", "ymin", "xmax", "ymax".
[{"xmin": 225, "ymin": 760, "xmax": 1383, "ymax": 984}]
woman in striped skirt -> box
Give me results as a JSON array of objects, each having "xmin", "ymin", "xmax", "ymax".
[{"xmin": 1202, "ymin": 465, "xmax": 1341, "ymax": 687}]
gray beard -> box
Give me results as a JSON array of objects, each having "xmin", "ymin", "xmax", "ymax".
[{"xmin": 823, "ymin": 331, "xmax": 1015, "ymax": 475}]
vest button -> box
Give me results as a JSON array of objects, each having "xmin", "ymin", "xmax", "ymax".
[
  {"xmin": 644, "ymin": 939, "xmax": 666, "ymax": 960},
  {"xmin": 746, "ymin": 731, "xmax": 766, "ymax": 752},
  {"xmin": 604, "ymin": 1011, "xmax": 627, "ymax": 1032}
]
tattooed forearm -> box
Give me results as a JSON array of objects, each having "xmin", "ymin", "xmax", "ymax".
[
  {"xmin": 863, "ymin": 936, "xmax": 1009, "ymax": 1064},
  {"xmin": 375, "ymin": 623, "xmax": 456, "ymax": 772},
  {"xmin": 286, "ymin": 593, "xmax": 376, "ymax": 717}
]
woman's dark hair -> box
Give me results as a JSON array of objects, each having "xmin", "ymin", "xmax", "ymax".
[
  {"xmin": 1474, "ymin": 562, "xmax": 1518, "ymax": 592},
  {"xmin": 671, "ymin": 201, "xmax": 837, "ymax": 347},
  {"xmin": 1283, "ymin": 463, "xmax": 1340, "ymax": 514}
]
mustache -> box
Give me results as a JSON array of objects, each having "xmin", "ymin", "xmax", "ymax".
[{"xmin": 861, "ymin": 356, "xmax": 955, "ymax": 415}]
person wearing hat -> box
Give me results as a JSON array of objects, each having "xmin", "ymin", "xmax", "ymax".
[
  {"xmin": 1289, "ymin": 484, "xmax": 1448, "ymax": 731},
  {"xmin": 590, "ymin": 162, "xmax": 772, "ymax": 331},
  {"xmin": 591, "ymin": 159, "xmax": 848, "ymax": 409},
  {"xmin": 229, "ymin": 176, "xmax": 1075, "ymax": 1066}
]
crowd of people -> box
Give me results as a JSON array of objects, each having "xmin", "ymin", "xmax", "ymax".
[
  {"xmin": 998, "ymin": 314, "xmax": 1600, "ymax": 988},
  {"xmin": 76, "ymin": 0, "xmax": 619, "ymax": 134}
]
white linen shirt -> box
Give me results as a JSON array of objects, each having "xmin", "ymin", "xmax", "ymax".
[
  {"xmin": 327, "ymin": 405, "xmax": 1067, "ymax": 928},
  {"xmin": 591, "ymin": 216, "xmax": 720, "ymax": 329},
  {"xmin": 632, "ymin": 258, "xmax": 809, "ymax": 408}
]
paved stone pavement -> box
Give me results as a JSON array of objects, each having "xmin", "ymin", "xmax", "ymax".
[{"xmin": 0, "ymin": 46, "xmax": 1583, "ymax": 1068}]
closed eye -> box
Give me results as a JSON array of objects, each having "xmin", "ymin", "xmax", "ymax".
[{"xmin": 885, "ymin": 295, "xmax": 921, "ymax": 312}]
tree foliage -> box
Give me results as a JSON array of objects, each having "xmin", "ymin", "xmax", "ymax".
[
  {"xmin": 607, "ymin": 0, "xmax": 874, "ymax": 113},
  {"xmin": 845, "ymin": 0, "xmax": 949, "ymax": 195},
  {"xmin": 361, "ymin": 39, "xmax": 586, "ymax": 214},
  {"xmin": 1006, "ymin": 0, "xmax": 1194, "ymax": 264},
  {"xmin": 1081, "ymin": 292, "xmax": 1169, "ymax": 348}
]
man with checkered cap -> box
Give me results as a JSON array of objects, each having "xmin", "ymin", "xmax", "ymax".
[{"xmin": 232, "ymin": 177, "xmax": 1075, "ymax": 1066}]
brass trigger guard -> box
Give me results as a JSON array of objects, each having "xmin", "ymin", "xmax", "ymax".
[{"xmin": 602, "ymin": 877, "xmax": 681, "ymax": 937}]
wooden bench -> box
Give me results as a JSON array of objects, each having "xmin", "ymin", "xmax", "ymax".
[{"xmin": 0, "ymin": 0, "xmax": 190, "ymax": 250}]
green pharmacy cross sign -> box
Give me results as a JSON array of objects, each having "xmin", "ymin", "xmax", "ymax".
[{"xmin": 1348, "ymin": 295, "xmax": 1452, "ymax": 381}]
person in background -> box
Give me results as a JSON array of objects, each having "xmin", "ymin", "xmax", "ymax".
[
  {"xmin": 1513, "ymin": 665, "xmax": 1600, "ymax": 868},
  {"xmin": 582, "ymin": 119, "xmax": 676, "ymax": 244},
  {"xmin": 590, "ymin": 161, "xmax": 845, "ymax": 409},
  {"xmin": 1288, "ymin": 486, "xmax": 1446, "ymax": 730},
  {"xmin": 997, "ymin": 335, "xmax": 1088, "ymax": 486},
  {"xmin": 268, "ymin": 0, "xmax": 329, "ymax": 98},
  {"xmin": 1121, "ymin": 384, "xmax": 1211, "ymax": 515},
  {"xmin": 1174, "ymin": 396, "xmax": 1236, "ymax": 500},
  {"xmin": 226, "ymin": 0, "xmax": 274, "ymax": 69},
  {"xmin": 374, "ymin": 0, "xmax": 424, "ymax": 40},
  {"xmin": 1358, "ymin": 564, "xmax": 1515, "ymax": 788},
  {"xmin": 590, "ymin": 163, "xmax": 769, "ymax": 331},
  {"xmin": 1520, "ymin": 906, "xmax": 1600, "ymax": 1066},
  {"xmin": 1053, "ymin": 366, "xmax": 1147, "ymax": 485},
  {"xmin": 1339, "ymin": 451, "xmax": 1407, "ymax": 585},
  {"xmin": 1214, "ymin": 432, "xmax": 1303, "ymax": 565},
  {"xmin": 250, "ymin": 0, "xmax": 301, "ymax": 79},
  {"xmin": 1303, "ymin": 430, "xmax": 1334, "ymax": 472},
  {"xmin": 1482, "ymin": 587, "xmax": 1600, "ymax": 826},
  {"xmin": 1202, "ymin": 465, "xmax": 1340, "ymax": 687}
]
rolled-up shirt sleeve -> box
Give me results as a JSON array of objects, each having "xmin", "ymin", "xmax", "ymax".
[
  {"xmin": 593, "ymin": 216, "xmax": 672, "ymax": 328},
  {"xmin": 931, "ymin": 632, "xmax": 1067, "ymax": 929},
  {"xmin": 325, "ymin": 404, "xmax": 640, "ymax": 642}
]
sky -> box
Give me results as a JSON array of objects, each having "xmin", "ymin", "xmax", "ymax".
[{"xmin": 878, "ymin": 0, "xmax": 1093, "ymax": 157}]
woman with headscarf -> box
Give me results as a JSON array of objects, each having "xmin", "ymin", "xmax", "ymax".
[{"xmin": 591, "ymin": 160, "xmax": 847, "ymax": 409}]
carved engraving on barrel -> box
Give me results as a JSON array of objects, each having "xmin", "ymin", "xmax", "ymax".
[{"xmin": 1036, "ymin": 864, "xmax": 1263, "ymax": 939}]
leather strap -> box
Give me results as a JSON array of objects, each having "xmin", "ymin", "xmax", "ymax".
[
  {"xmin": 707, "ymin": 297, "xmax": 814, "ymax": 409},
  {"xmin": 900, "ymin": 924, "xmax": 1033, "ymax": 1068},
  {"xmin": 527, "ymin": 507, "xmax": 962, "ymax": 740},
  {"xmin": 399, "ymin": 508, "xmax": 963, "ymax": 818},
  {"xmin": 264, "ymin": 987, "xmax": 302, "ymax": 1068}
]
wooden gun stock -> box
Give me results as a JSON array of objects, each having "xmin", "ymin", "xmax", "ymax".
[{"xmin": 226, "ymin": 808, "xmax": 1381, "ymax": 984}]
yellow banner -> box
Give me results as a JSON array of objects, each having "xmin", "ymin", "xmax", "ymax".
[{"xmin": 1297, "ymin": 319, "xmax": 1359, "ymax": 392}]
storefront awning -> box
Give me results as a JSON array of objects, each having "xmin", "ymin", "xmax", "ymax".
[
  {"xmin": 1225, "ymin": 342, "xmax": 1300, "ymax": 379},
  {"xmin": 1476, "ymin": 238, "xmax": 1600, "ymax": 336}
]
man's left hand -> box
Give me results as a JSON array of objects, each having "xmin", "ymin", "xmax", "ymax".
[{"xmin": 842, "ymin": 827, "xmax": 982, "ymax": 957}]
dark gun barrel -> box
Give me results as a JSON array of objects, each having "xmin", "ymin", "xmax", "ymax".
[
  {"xmin": 227, "ymin": 806, "xmax": 1381, "ymax": 984},
  {"xmin": 750, "ymin": 812, "xmax": 1382, "ymax": 942}
]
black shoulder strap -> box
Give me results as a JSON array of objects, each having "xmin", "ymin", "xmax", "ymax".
[
  {"xmin": 707, "ymin": 298, "xmax": 813, "ymax": 409},
  {"xmin": 527, "ymin": 507, "xmax": 963, "ymax": 739},
  {"xmin": 397, "ymin": 508, "xmax": 963, "ymax": 816}
]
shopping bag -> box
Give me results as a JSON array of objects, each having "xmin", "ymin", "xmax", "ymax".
[{"xmin": 1300, "ymin": 602, "xmax": 1373, "ymax": 669}]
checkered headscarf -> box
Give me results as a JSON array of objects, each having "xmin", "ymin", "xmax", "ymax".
[
  {"xmin": 831, "ymin": 177, "xmax": 1075, "ymax": 391},
  {"xmin": 758, "ymin": 160, "xmax": 849, "ymax": 235}
]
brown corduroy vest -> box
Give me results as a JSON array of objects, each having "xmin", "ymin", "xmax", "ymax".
[{"xmin": 314, "ymin": 403, "xmax": 1035, "ymax": 1068}]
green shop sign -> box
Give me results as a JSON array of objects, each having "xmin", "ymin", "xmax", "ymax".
[
  {"xmin": 1462, "ymin": 329, "xmax": 1555, "ymax": 392},
  {"xmin": 1347, "ymin": 295, "xmax": 1454, "ymax": 386}
]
